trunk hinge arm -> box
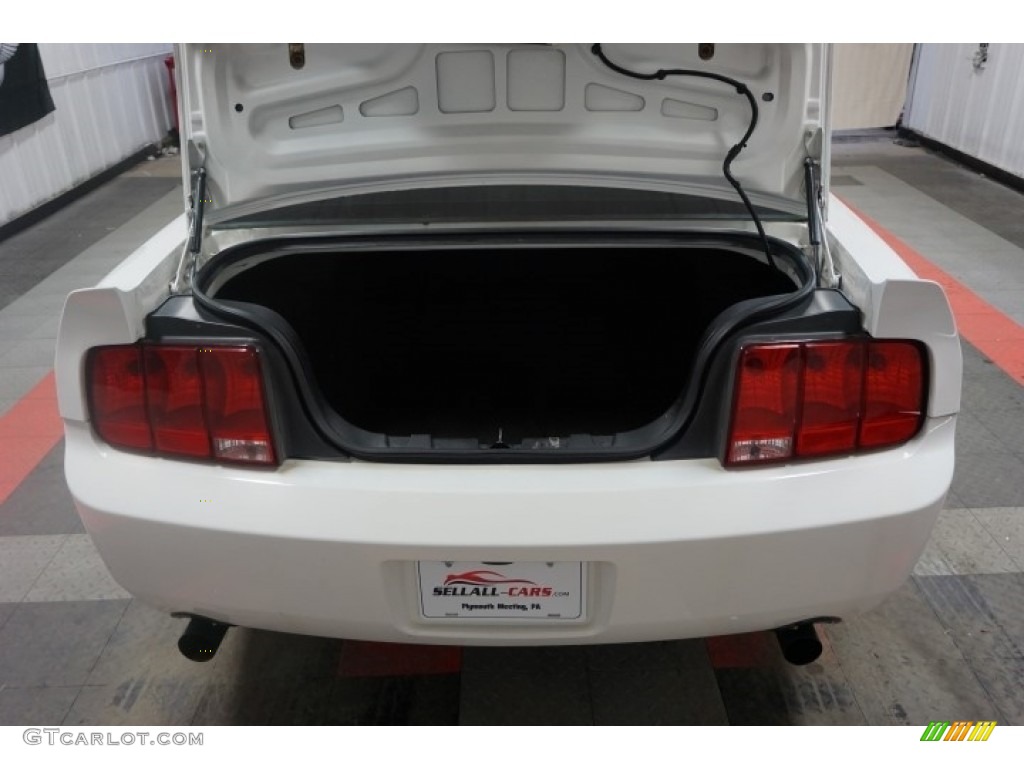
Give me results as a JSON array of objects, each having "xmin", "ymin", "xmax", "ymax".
[
  {"xmin": 804, "ymin": 158, "xmax": 841, "ymax": 289},
  {"xmin": 170, "ymin": 143, "xmax": 208, "ymax": 295}
]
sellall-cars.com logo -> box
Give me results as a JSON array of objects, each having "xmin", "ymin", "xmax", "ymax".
[
  {"xmin": 920, "ymin": 721, "xmax": 997, "ymax": 741},
  {"xmin": 432, "ymin": 570, "xmax": 558, "ymax": 598}
]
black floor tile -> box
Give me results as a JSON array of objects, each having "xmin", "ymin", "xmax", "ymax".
[
  {"xmin": 0, "ymin": 603, "xmax": 15, "ymax": 633},
  {"xmin": 0, "ymin": 600, "xmax": 129, "ymax": 687},
  {"xmin": 327, "ymin": 673, "xmax": 461, "ymax": 725},
  {"xmin": 459, "ymin": 647, "xmax": 592, "ymax": 724},
  {"xmin": 585, "ymin": 640, "xmax": 727, "ymax": 724},
  {"xmin": 0, "ymin": 176, "xmax": 179, "ymax": 312},
  {"xmin": 0, "ymin": 685, "xmax": 80, "ymax": 726},
  {"xmin": 713, "ymin": 636, "xmax": 865, "ymax": 725},
  {"xmin": 593, "ymin": 638, "xmax": 712, "ymax": 669},
  {"xmin": 591, "ymin": 665, "xmax": 727, "ymax": 725},
  {"xmin": 191, "ymin": 628, "xmax": 342, "ymax": 725},
  {"xmin": 0, "ymin": 442, "xmax": 83, "ymax": 537},
  {"xmin": 775, "ymin": 664, "xmax": 865, "ymax": 724}
]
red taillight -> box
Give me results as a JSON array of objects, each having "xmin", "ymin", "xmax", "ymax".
[
  {"xmin": 796, "ymin": 341, "xmax": 865, "ymax": 457},
  {"xmin": 859, "ymin": 341, "xmax": 926, "ymax": 449},
  {"xmin": 144, "ymin": 346, "xmax": 210, "ymax": 458},
  {"xmin": 87, "ymin": 346, "xmax": 152, "ymax": 452},
  {"xmin": 200, "ymin": 347, "xmax": 276, "ymax": 464},
  {"xmin": 727, "ymin": 344, "xmax": 801, "ymax": 464},
  {"xmin": 726, "ymin": 339, "xmax": 926, "ymax": 467},
  {"xmin": 86, "ymin": 343, "xmax": 276, "ymax": 466}
]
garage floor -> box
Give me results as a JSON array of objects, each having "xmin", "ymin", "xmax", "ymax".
[{"xmin": 0, "ymin": 138, "xmax": 1022, "ymax": 726}]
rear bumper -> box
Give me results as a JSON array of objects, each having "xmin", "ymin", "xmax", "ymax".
[{"xmin": 64, "ymin": 417, "xmax": 955, "ymax": 645}]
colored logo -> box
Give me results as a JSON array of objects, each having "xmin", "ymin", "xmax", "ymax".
[
  {"xmin": 920, "ymin": 721, "xmax": 996, "ymax": 741},
  {"xmin": 443, "ymin": 570, "xmax": 536, "ymax": 587}
]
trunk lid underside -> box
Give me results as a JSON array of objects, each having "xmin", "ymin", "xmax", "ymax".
[{"xmin": 178, "ymin": 43, "xmax": 829, "ymax": 227}]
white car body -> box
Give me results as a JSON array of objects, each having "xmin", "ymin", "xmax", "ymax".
[{"xmin": 56, "ymin": 44, "xmax": 960, "ymax": 646}]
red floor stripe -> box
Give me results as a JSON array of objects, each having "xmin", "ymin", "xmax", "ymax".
[
  {"xmin": 705, "ymin": 632, "xmax": 778, "ymax": 669},
  {"xmin": 0, "ymin": 371, "xmax": 63, "ymax": 505},
  {"xmin": 338, "ymin": 641, "xmax": 463, "ymax": 678},
  {"xmin": 846, "ymin": 203, "xmax": 1024, "ymax": 386}
]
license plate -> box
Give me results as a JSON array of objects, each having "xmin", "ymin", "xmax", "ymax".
[{"xmin": 417, "ymin": 561, "xmax": 586, "ymax": 620}]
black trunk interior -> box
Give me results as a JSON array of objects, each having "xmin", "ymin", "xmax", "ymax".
[{"xmin": 215, "ymin": 246, "xmax": 796, "ymax": 445}]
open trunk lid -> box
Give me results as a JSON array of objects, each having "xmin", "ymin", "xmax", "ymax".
[{"xmin": 176, "ymin": 44, "xmax": 831, "ymax": 228}]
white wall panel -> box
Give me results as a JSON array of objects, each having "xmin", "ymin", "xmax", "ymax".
[
  {"xmin": 831, "ymin": 44, "xmax": 914, "ymax": 130},
  {"xmin": 0, "ymin": 43, "xmax": 173, "ymax": 227},
  {"xmin": 905, "ymin": 43, "xmax": 1024, "ymax": 179}
]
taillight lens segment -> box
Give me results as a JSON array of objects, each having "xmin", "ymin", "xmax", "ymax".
[
  {"xmin": 86, "ymin": 344, "xmax": 276, "ymax": 466},
  {"xmin": 727, "ymin": 339, "xmax": 926, "ymax": 466}
]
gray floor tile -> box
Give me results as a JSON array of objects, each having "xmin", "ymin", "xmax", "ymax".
[
  {"xmin": 951, "ymin": 267, "xmax": 1024, "ymax": 292},
  {"xmin": 979, "ymin": 289, "xmax": 1024, "ymax": 319},
  {"xmin": 64, "ymin": 677, "xmax": 208, "ymax": 727},
  {"xmin": 951, "ymin": 452, "xmax": 1024, "ymax": 508},
  {"xmin": 0, "ymin": 313, "xmax": 55, "ymax": 342},
  {"xmin": 0, "ymin": 442, "xmax": 84, "ymax": 537},
  {"xmin": 830, "ymin": 174, "xmax": 863, "ymax": 186},
  {"xmin": 460, "ymin": 647, "xmax": 592, "ymax": 724},
  {"xmin": 945, "ymin": 490, "xmax": 968, "ymax": 509},
  {"xmin": 85, "ymin": 600, "xmax": 203, "ymax": 686},
  {"xmin": 973, "ymin": 409, "xmax": 1024, "ymax": 456},
  {"xmin": 826, "ymin": 580, "xmax": 963, "ymax": 662},
  {"xmin": 0, "ymin": 338, "xmax": 19, "ymax": 360},
  {"xmin": 840, "ymin": 150, "xmax": 1024, "ymax": 253},
  {"xmin": 24, "ymin": 534, "xmax": 130, "ymax": 602},
  {"xmin": 833, "ymin": 656, "xmax": 1001, "ymax": 726},
  {"xmin": 0, "ymin": 600, "xmax": 129, "ymax": 687},
  {"xmin": 913, "ymin": 509, "xmax": 1020, "ymax": 576},
  {"xmin": 0, "ymin": 338, "xmax": 55, "ymax": 369},
  {"xmin": 959, "ymin": 350, "xmax": 1024, "ymax": 412},
  {"xmin": 915, "ymin": 573, "xmax": 1024, "ymax": 660},
  {"xmin": 953, "ymin": 412, "xmax": 1003, "ymax": 455},
  {"xmin": 0, "ymin": 535, "xmax": 67, "ymax": 602},
  {"xmin": 967, "ymin": 656, "xmax": 1024, "ymax": 725},
  {"xmin": 0, "ymin": 294, "xmax": 67, "ymax": 319},
  {"xmin": 971, "ymin": 507, "xmax": 1024, "ymax": 570},
  {"xmin": 25, "ymin": 313, "xmax": 60, "ymax": 342},
  {"xmin": 0, "ymin": 367, "xmax": 49, "ymax": 401},
  {"xmin": 0, "ymin": 685, "xmax": 80, "ymax": 726}
]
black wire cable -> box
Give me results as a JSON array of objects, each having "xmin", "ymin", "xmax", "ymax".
[{"xmin": 590, "ymin": 44, "xmax": 774, "ymax": 267}]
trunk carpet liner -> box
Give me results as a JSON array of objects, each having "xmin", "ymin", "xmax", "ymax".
[{"xmin": 217, "ymin": 247, "xmax": 795, "ymax": 442}]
